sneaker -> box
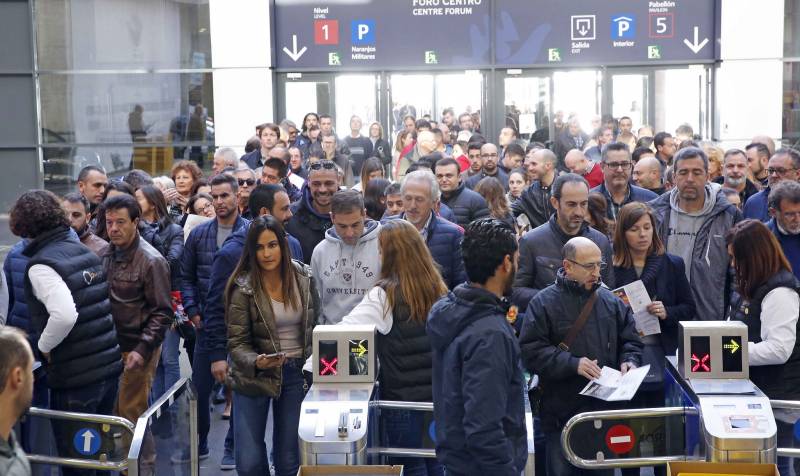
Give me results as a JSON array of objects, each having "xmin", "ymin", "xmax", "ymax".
[
  {"xmin": 220, "ymin": 453, "xmax": 236, "ymax": 471},
  {"xmin": 171, "ymin": 447, "xmax": 210, "ymax": 464}
]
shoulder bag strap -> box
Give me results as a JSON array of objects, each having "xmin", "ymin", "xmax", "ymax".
[{"xmin": 558, "ymin": 292, "xmax": 599, "ymax": 352}]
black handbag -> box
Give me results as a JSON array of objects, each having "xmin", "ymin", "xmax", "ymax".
[{"xmin": 640, "ymin": 341, "xmax": 665, "ymax": 389}]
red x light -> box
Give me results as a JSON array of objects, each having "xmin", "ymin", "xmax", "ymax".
[{"xmin": 320, "ymin": 357, "xmax": 338, "ymax": 376}]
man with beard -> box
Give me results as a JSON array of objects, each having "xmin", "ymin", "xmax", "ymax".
[
  {"xmin": 744, "ymin": 148, "xmax": 800, "ymax": 222},
  {"xmin": 767, "ymin": 181, "xmax": 800, "ymax": 281},
  {"xmin": 286, "ymin": 160, "xmax": 338, "ymax": 264},
  {"xmin": 713, "ymin": 149, "xmax": 758, "ymax": 206},
  {"xmin": 519, "ymin": 237, "xmax": 642, "ymax": 476},
  {"xmin": 62, "ymin": 193, "xmax": 109, "ymax": 256},
  {"xmin": 591, "ymin": 143, "xmax": 657, "ymax": 222},
  {"xmin": 746, "ymin": 142, "xmax": 771, "ymax": 188},
  {"xmin": 0, "ymin": 327, "xmax": 34, "ymax": 476},
  {"xmin": 649, "ymin": 147, "xmax": 742, "ymax": 320},
  {"xmin": 513, "ymin": 174, "xmax": 614, "ymax": 311},
  {"xmin": 427, "ymin": 218, "xmax": 527, "ymax": 476},
  {"xmin": 465, "ymin": 142, "xmax": 510, "ymax": 191}
]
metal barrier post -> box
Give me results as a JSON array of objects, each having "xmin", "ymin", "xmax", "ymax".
[
  {"xmin": 560, "ymin": 406, "xmax": 697, "ymax": 469},
  {"xmin": 24, "ymin": 407, "xmax": 135, "ymax": 471}
]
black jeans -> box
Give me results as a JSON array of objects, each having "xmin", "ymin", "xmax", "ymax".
[{"xmin": 50, "ymin": 377, "xmax": 118, "ymax": 476}]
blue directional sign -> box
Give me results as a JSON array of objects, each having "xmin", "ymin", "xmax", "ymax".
[{"xmin": 73, "ymin": 428, "xmax": 101, "ymax": 456}]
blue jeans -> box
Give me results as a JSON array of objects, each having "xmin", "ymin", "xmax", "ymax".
[
  {"xmin": 50, "ymin": 377, "xmax": 118, "ymax": 476},
  {"xmin": 192, "ymin": 332, "xmax": 234, "ymax": 455},
  {"xmin": 777, "ymin": 420, "xmax": 800, "ymax": 476},
  {"xmin": 151, "ymin": 328, "xmax": 181, "ymax": 400},
  {"xmin": 381, "ymin": 409, "xmax": 443, "ymax": 476},
  {"xmin": 233, "ymin": 361, "xmax": 305, "ymax": 476}
]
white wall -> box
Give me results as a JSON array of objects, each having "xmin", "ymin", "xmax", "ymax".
[
  {"xmin": 209, "ymin": 0, "xmax": 273, "ymax": 155},
  {"xmin": 716, "ymin": 0, "xmax": 784, "ymax": 148}
]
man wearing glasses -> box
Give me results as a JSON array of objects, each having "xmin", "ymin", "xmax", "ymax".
[
  {"xmin": 743, "ymin": 148, "xmax": 800, "ymax": 222},
  {"xmin": 591, "ymin": 142, "xmax": 658, "ymax": 222},
  {"xmin": 649, "ymin": 147, "xmax": 743, "ymax": 321},
  {"xmin": 513, "ymin": 174, "xmax": 614, "ymax": 312},
  {"xmin": 234, "ymin": 168, "xmax": 257, "ymax": 220},
  {"xmin": 465, "ymin": 142, "xmax": 510, "ymax": 191},
  {"xmin": 519, "ymin": 236, "xmax": 642, "ymax": 476}
]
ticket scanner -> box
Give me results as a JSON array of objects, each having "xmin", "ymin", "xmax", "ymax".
[
  {"xmin": 299, "ymin": 325, "xmax": 378, "ymax": 465},
  {"xmin": 561, "ymin": 321, "xmax": 780, "ymax": 469},
  {"xmin": 673, "ymin": 321, "xmax": 776, "ymax": 463}
]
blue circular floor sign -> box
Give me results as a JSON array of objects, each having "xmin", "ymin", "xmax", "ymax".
[{"xmin": 73, "ymin": 428, "xmax": 101, "ymax": 456}]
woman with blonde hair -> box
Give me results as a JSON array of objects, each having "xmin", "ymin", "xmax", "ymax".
[{"xmin": 336, "ymin": 219, "xmax": 448, "ymax": 476}]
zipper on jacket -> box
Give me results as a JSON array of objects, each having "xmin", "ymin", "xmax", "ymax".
[{"xmin": 252, "ymin": 293, "xmax": 283, "ymax": 397}]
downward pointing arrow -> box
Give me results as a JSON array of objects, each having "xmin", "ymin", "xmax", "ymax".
[
  {"xmin": 282, "ymin": 34, "xmax": 307, "ymax": 62},
  {"xmin": 683, "ymin": 26, "xmax": 709, "ymax": 54}
]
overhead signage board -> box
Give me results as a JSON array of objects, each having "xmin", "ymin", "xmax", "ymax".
[
  {"xmin": 494, "ymin": 0, "xmax": 717, "ymax": 66},
  {"xmin": 273, "ymin": 0, "xmax": 718, "ymax": 71}
]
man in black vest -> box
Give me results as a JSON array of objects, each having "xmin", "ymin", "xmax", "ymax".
[
  {"xmin": 11, "ymin": 190, "xmax": 122, "ymax": 476},
  {"xmin": 102, "ymin": 194, "xmax": 172, "ymax": 467}
]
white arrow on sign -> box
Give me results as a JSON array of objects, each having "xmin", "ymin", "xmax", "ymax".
[
  {"xmin": 683, "ymin": 26, "xmax": 709, "ymax": 54},
  {"xmin": 81, "ymin": 430, "xmax": 95, "ymax": 453},
  {"xmin": 282, "ymin": 35, "xmax": 307, "ymax": 62}
]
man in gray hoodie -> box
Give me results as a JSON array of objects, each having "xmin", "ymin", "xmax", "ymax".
[
  {"xmin": 649, "ymin": 147, "xmax": 742, "ymax": 320},
  {"xmin": 311, "ymin": 190, "xmax": 381, "ymax": 324}
]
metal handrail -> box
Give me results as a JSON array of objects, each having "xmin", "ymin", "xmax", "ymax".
[
  {"xmin": 127, "ymin": 378, "xmax": 198, "ymax": 476},
  {"xmin": 373, "ymin": 447, "xmax": 437, "ymax": 458},
  {"xmin": 561, "ymin": 406, "xmax": 693, "ymax": 469},
  {"xmin": 373, "ymin": 400, "xmax": 434, "ymax": 411},
  {"xmin": 771, "ymin": 400, "xmax": 800, "ymax": 458},
  {"xmin": 24, "ymin": 407, "xmax": 135, "ymax": 470}
]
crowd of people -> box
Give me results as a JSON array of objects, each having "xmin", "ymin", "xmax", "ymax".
[{"xmin": 1, "ymin": 108, "xmax": 800, "ymax": 476}]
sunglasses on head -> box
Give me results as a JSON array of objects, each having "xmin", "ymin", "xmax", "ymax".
[
  {"xmin": 238, "ymin": 178, "xmax": 255, "ymax": 186},
  {"xmin": 308, "ymin": 160, "xmax": 336, "ymax": 171}
]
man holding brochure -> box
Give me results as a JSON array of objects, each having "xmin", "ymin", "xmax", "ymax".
[{"xmin": 520, "ymin": 236, "xmax": 643, "ymax": 476}]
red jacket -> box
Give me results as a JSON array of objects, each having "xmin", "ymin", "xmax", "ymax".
[{"xmin": 583, "ymin": 162, "xmax": 604, "ymax": 189}]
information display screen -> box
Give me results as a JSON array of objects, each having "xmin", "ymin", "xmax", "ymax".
[
  {"xmin": 690, "ymin": 336, "xmax": 711, "ymax": 372},
  {"xmin": 721, "ymin": 335, "xmax": 743, "ymax": 372},
  {"xmin": 318, "ymin": 340, "xmax": 338, "ymax": 376},
  {"xmin": 349, "ymin": 339, "xmax": 369, "ymax": 376}
]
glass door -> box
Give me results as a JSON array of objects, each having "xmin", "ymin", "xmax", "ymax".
[
  {"xmin": 334, "ymin": 75, "xmax": 379, "ymax": 137},
  {"xmin": 389, "ymin": 74, "xmax": 434, "ymax": 136},
  {"xmin": 277, "ymin": 73, "xmax": 334, "ymax": 128},
  {"xmin": 610, "ymin": 73, "xmax": 649, "ymax": 130},
  {"xmin": 653, "ymin": 66, "xmax": 710, "ymax": 138},
  {"xmin": 552, "ymin": 70, "xmax": 602, "ymax": 134},
  {"xmin": 503, "ymin": 75, "xmax": 551, "ymax": 143}
]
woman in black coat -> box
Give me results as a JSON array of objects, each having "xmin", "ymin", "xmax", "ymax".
[{"xmin": 613, "ymin": 202, "xmax": 695, "ymax": 476}]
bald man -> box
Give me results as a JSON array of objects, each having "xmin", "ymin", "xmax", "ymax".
[
  {"xmin": 633, "ymin": 156, "xmax": 665, "ymax": 195},
  {"xmin": 397, "ymin": 130, "xmax": 437, "ymax": 178},
  {"xmin": 519, "ymin": 236, "xmax": 642, "ymax": 476},
  {"xmin": 751, "ymin": 135, "xmax": 776, "ymax": 156},
  {"xmin": 564, "ymin": 149, "xmax": 603, "ymax": 188}
]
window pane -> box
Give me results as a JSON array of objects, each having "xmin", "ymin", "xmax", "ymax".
[
  {"xmin": 785, "ymin": 62, "xmax": 800, "ymax": 147},
  {"xmin": 35, "ymin": 0, "xmax": 211, "ymax": 70},
  {"xmin": 39, "ymin": 72, "xmax": 214, "ymax": 147},
  {"xmin": 786, "ymin": 0, "xmax": 800, "ymax": 57}
]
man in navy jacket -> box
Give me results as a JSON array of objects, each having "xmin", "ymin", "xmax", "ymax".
[
  {"xmin": 766, "ymin": 181, "xmax": 800, "ymax": 280},
  {"xmin": 180, "ymin": 174, "xmax": 248, "ymax": 461},
  {"xmin": 427, "ymin": 218, "xmax": 527, "ymax": 476},
  {"xmin": 590, "ymin": 142, "xmax": 658, "ymax": 222}
]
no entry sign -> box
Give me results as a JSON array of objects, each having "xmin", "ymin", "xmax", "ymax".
[{"xmin": 605, "ymin": 424, "xmax": 636, "ymax": 454}]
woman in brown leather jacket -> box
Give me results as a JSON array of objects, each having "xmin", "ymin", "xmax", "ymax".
[{"xmin": 224, "ymin": 215, "xmax": 319, "ymax": 476}]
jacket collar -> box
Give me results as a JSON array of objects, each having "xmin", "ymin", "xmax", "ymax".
[
  {"xmin": 110, "ymin": 234, "xmax": 141, "ymax": 262},
  {"xmin": 554, "ymin": 268, "xmax": 600, "ymax": 296},
  {"xmin": 547, "ymin": 214, "xmax": 588, "ymax": 243},
  {"xmin": 614, "ymin": 254, "xmax": 664, "ymax": 289},
  {"xmin": 443, "ymin": 182, "xmax": 466, "ymax": 200},
  {"xmin": 23, "ymin": 226, "xmax": 73, "ymax": 258}
]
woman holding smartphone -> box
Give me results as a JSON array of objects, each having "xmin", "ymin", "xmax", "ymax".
[{"xmin": 225, "ymin": 215, "xmax": 319, "ymax": 476}]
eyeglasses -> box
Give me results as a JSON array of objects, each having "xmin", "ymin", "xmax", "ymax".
[
  {"xmin": 604, "ymin": 161, "xmax": 631, "ymax": 170},
  {"xmin": 767, "ymin": 167, "xmax": 796, "ymax": 176},
  {"xmin": 567, "ymin": 259, "xmax": 607, "ymax": 271},
  {"xmin": 309, "ymin": 160, "xmax": 336, "ymax": 171},
  {"xmin": 238, "ymin": 178, "xmax": 255, "ymax": 187}
]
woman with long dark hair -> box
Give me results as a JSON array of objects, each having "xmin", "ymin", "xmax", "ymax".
[
  {"xmin": 727, "ymin": 219, "xmax": 800, "ymax": 476},
  {"xmin": 353, "ymin": 156, "xmax": 386, "ymax": 192},
  {"xmin": 364, "ymin": 178, "xmax": 391, "ymax": 221},
  {"xmin": 225, "ymin": 215, "xmax": 318, "ymax": 476},
  {"xmin": 135, "ymin": 185, "xmax": 186, "ymax": 417},
  {"xmin": 475, "ymin": 176, "xmax": 515, "ymax": 229},
  {"xmin": 335, "ymin": 219, "xmax": 448, "ymax": 476}
]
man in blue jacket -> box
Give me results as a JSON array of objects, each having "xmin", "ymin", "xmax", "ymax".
[
  {"xmin": 767, "ymin": 181, "xmax": 800, "ymax": 280},
  {"xmin": 744, "ymin": 148, "xmax": 800, "ymax": 222},
  {"xmin": 427, "ymin": 218, "xmax": 527, "ymax": 476},
  {"xmin": 388, "ymin": 170, "xmax": 467, "ymax": 289},
  {"xmin": 180, "ymin": 173, "xmax": 248, "ymax": 464}
]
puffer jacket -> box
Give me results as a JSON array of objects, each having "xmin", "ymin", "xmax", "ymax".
[
  {"xmin": 226, "ymin": 260, "xmax": 319, "ymax": 397},
  {"xmin": 519, "ymin": 269, "xmax": 643, "ymax": 432},
  {"xmin": 440, "ymin": 183, "xmax": 490, "ymax": 228},
  {"xmin": 140, "ymin": 220, "xmax": 184, "ymax": 290},
  {"xmin": 180, "ymin": 215, "xmax": 249, "ymax": 318},
  {"xmin": 4, "ymin": 241, "xmax": 30, "ymax": 336},
  {"xmin": 511, "ymin": 180, "xmax": 554, "ymax": 230}
]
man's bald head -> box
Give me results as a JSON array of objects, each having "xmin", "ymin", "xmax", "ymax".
[
  {"xmin": 564, "ymin": 149, "xmax": 589, "ymax": 174},
  {"xmin": 633, "ymin": 156, "xmax": 662, "ymax": 190},
  {"xmin": 751, "ymin": 135, "xmax": 776, "ymax": 156},
  {"xmin": 562, "ymin": 237, "xmax": 603, "ymax": 289},
  {"xmin": 562, "ymin": 236, "xmax": 599, "ymax": 261}
]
